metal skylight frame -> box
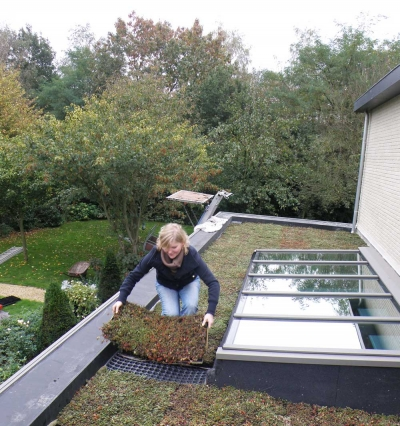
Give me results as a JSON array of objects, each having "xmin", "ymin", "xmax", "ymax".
[{"xmin": 217, "ymin": 249, "xmax": 400, "ymax": 366}]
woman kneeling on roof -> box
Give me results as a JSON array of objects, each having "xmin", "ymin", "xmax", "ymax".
[{"xmin": 112, "ymin": 223, "xmax": 220, "ymax": 328}]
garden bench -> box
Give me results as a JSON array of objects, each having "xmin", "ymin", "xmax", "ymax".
[{"xmin": 67, "ymin": 261, "xmax": 90, "ymax": 278}]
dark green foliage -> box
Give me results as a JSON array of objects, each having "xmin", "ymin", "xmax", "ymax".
[
  {"xmin": 115, "ymin": 251, "xmax": 142, "ymax": 276},
  {"xmin": 32, "ymin": 205, "xmax": 63, "ymax": 228},
  {"xmin": 36, "ymin": 26, "xmax": 124, "ymax": 119},
  {"xmin": 65, "ymin": 202, "xmax": 105, "ymax": 222},
  {"xmin": 102, "ymin": 303, "xmax": 207, "ymax": 364},
  {"xmin": 97, "ymin": 250, "xmax": 122, "ymax": 303},
  {"xmin": 0, "ymin": 309, "xmax": 42, "ymax": 383},
  {"xmin": 209, "ymin": 24, "xmax": 400, "ymax": 222},
  {"xmin": 39, "ymin": 282, "xmax": 76, "ymax": 351},
  {"xmin": 0, "ymin": 223, "xmax": 13, "ymax": 237},
  {"xmin": 191, "ymin": 65, "xmax": 244, "ymax": 134},
  {"xmin": 3, "ymin": 204, "xmax": 63, "ymax": 232},
  {"xmin": 2, "ymin": 25, "xmax": 57, "ymax": 99}
]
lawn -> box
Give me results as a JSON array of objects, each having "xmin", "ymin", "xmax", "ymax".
[
  {"xmin": 56, "ymin": 222, "xmax": 400, "ymax": 425},
  {"xmin": 0, "ymin": 220, "xmax": 189, "ymax": 289},
  {"xmin": 0, "ymin": 299, "xmax": 43, "ymax": 316}
]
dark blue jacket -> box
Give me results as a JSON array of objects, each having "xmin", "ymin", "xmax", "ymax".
[{"xmin": 117, "ymin": 246, "xmax": 220, "ymax": 315}]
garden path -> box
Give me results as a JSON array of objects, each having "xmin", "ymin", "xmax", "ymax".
[{"xmin": 0, "ymin": 283, "xmax": 45, "ymax": 302}]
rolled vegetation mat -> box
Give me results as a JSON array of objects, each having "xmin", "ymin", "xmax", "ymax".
[{"xmin": 102, "ymin": 303, "xmax": 207, "ymax": 365}]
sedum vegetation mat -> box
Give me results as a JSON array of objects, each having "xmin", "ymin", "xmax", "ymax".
[
  {"xmin": 56, "ymin": 368, "xmax": 400, "ymax": 426},
  {"xmin": 57, "ymin": 224, "xmax": 400, "ymax": 424},
  {"xmin": 102, "ymin": 303, "xmax": 207, "ymax": 364}
]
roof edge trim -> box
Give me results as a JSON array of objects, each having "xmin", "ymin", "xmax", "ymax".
[{"xmin": 354, "ymin": 64, "xmax": 400, "ymax": 112}]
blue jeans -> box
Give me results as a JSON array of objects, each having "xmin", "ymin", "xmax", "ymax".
[{"xmin": 156, "ymin": 276, "xmax": 200, "ymax": 316}]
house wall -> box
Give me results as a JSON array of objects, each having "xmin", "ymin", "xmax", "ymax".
[{"xmin": 357, "ymin": 94, "xmax": 400, "ymax": 276}]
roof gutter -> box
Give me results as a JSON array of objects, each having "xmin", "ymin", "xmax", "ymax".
[{"xmin": 351, "ymin": 112, "xmax": 369, "ymax": 233}]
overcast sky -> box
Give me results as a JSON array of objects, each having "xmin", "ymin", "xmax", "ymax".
[{"xmin": 1, "ymin": 0, "xmax": 399, "ymax": 71}]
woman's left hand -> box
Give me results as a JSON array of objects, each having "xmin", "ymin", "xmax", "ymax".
[{"xmin": 202, "ymin": 313, "xmax": 214, "ymax": 328}]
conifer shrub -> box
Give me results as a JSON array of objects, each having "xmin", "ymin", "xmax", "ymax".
[
  {"xmin": 102, "ymin": 303, "xmax": 207, "ymax": 364},
  {"xmin": 97, "ymin": 250, "xmax": 122, "ymax": 303},
  {"xmin": 39, "ymin": 282, "xmax": 77, "ymax": 351}
]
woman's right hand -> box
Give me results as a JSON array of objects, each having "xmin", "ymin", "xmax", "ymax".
[{"xmin": 112, "ymin": 301, "xmax": 123, "ymax": 315}]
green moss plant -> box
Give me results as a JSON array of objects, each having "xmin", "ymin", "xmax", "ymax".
[{"xmin": 102, "ymin": 303, "xmax": 207, "ymax": 364}]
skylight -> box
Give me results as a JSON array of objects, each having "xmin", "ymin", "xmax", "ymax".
[{"xmin": 218, "ymin": 249, "xmax": 400, "ymax": 365}]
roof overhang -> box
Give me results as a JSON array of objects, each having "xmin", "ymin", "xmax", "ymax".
[{"xmin": 354, "ymin": 64, "xmax": 400, "ymax": 113}]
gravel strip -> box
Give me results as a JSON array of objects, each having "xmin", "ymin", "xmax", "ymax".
[{"xmin": 0, "ymin": 283, "xmax": 45, "ymax": 302}]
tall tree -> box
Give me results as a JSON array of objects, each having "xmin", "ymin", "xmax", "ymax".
[
  {"xmin": 0, "ymin": 26, "xmax": 16, "ymax": 65},
  {"xmin": 0, "ymin": 66, "xmax": 38, "ymax": 137},
  {"xmin": 0, "ymin": 66, "xmax": 47, "ymax": 261},
  {"xmin": 211, "ymin": 21, "xmax": 400, "ymax": 222},
  {"xmin": 39, "ymin": 76, "xmax": 217, "ymax": 254},
  {"xmin": 37, "ymin": 25, "xmax": 124, "ymax": 119},
  {"xmin": 6, "ymin": 25, "xmax": 56, "ymax": 98},
  {"xmin": 109, "ymin": 12, "xmax": 235, "ymax": 91},
  {"xmin": 209, "ymin": 70, "xmax": 306, "ymax": 216},
  {"xmin": 286, "ymin": 23, "xmax": 400, "ymax": 220}
]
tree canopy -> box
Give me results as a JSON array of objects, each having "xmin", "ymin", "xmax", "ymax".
[
  {"xmin": 0, "ymin": 66, "xmax": 49, "ymax": 260},
  {"xmin": 38, "ymin": 76, "xmax": 217, "ymax": 254},
  {"xmin": 2, "ymin": 13, "xmax": 400, "ymax": 243},
  {"xmin": 0, "ymin": 66, "xmax": 40, "ymax": 137},
  {"xmin": 0, "ymin": 25, "xmax": 56, "ymax": 99}
]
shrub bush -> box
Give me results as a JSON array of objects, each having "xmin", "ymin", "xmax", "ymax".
[
  {"xmin": 102, "ymin": 303, "xmax": 207, "ymax": 364},
  {"xmin": 89, "ymin": 258, "xmax": 103, "ymax": 284},
  {"xmin": 98, "ymin": 251, "xmax": 122, "ymax": 303},
  {"xmin": 33, "ymin": 205, "xmax": 63, "ymax": 228},
  {"xmin": 116, "ymin": 251, "xmax": 142, "ymax": 276},
  {"xmin": 63, "ymin": 280, "xmax": 99, "ymax": 320},
  {"xmin": 1, "ymin": 204, "xmax": 63, "ymax": 231},
  {"xmin": 146, "ymin": 193, "xmax": 187, "ymax": 223},
  {"xmin": 0, "ymin": 309, "xmax": 42, "ymax": 383},
  {"xmin": 39, "ymin": 282, "xmax": 76, "ymax": 351},
  {"xmin": 0, "ymin": 223, "xmax": 13, "ymax": 238},
  {"xmin": 65, "ymin": 203, "xmax": 105, "ymax": 222}
]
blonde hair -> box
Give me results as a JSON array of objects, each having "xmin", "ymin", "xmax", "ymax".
[{"xmin": 156, "ymin": 223, "xmax": 190, "ymax": 255}]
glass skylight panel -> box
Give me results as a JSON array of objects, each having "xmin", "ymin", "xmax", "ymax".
[
  {"xmin": 358, "ymin": 324, "xmax": 400, "ymax": 350},
  {"xmin": 222, "ymin": 250, "xmax": 400, "ymax": 356},
  {"xmin": 236, "ymin": 294, "xmax": 399, "ymax": 318},
  {"xmin": 244, "ymin": 277, "xmax": 385, "ymax": 293},
  {"xmin": 232, "ymin": 320, "xmax": 363, "ymax": 349},
  {"xmin": 238, "ymin": 295, "xmax": 353, "ymax": 317},
  {"xmin": 255, "ymin": 251, "xmax": 361, "ymax": 262},
  {"xmin": 250, "ymin": 263, "xmax": 373, "ymax": 275}
]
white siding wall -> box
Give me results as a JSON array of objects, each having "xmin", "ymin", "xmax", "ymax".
[{"xmin": 357, "ymin": 94, "xmax": 400, "ymax": 275}]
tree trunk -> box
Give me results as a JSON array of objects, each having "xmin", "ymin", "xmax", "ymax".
[{"xmin": 18, "ymin": 216, "xmax": 28, "ymax": 262}]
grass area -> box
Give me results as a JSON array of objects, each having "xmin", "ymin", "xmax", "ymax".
[
  {"xmin": 0, "ymin": 220, "xmax": 190, "ymax": 289},
  {"xmin": 0, "ymin": 221, "xmax": 117, "ymax": 288},
  {"xmin": 56, "ymin": 222, "xmax": 400, "ymax": 425},
  {"xmin": 0, "ymin": 298, "xmax": 43, "ymax": 316}
]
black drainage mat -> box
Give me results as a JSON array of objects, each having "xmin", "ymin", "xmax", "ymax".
[
  {"xmin": 0, "ymin": 296, "xmax": 21, "ymax": 307},
  {"xmin": 106, "ymin": 352, "xmax": 208, "ymax": 385}
]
